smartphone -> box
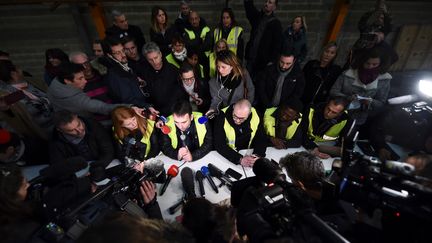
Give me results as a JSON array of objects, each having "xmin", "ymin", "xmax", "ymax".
[
  {"xmin": 225, "ymin": 168, "xmax": 242, "ymax": 180},
  {"xmin": 1, "ymin": 90, "xmax": 25, "ymax": 105}
]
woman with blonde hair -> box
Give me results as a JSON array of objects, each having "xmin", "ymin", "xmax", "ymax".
[
  {"xmin": 207, "ymin": 50, "xmax": 254, "ymax": 115},
  {"xmin": 207, "ymin": 38, "xmax": 228, "ymax": 79},
  {"xmin": 112, "ymin": 106, "xmax": 160, "ymax": 162},
  {"xmin": 149, "ymin": 6, "xmax": 178, "ymax": 57}
]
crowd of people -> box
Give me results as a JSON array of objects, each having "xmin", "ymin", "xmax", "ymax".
[{"xmin": 1, "ymin": 0, "xmax": 431, "ymax": 242}]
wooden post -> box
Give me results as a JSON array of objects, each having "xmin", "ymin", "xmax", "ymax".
[
  {"xmin": 89, "ymin": 1, "xmax": 107, "ymax": 40},
  {"xmin": 324, "ymin": 0, "xmax": 350, "ymax": 44}
]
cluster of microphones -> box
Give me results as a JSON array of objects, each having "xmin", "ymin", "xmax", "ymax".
[{"xmin": 159, "ymin": 163, "xmax": 240, "ymax": 215}]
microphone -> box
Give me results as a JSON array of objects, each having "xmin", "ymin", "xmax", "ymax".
[
  {"xmin": 198, "ymin": 115, "xmax": 208, "ymax": 124},
  {"xmin": 195, "ymin": 170, "xmax": 205, "ymax": 197},
  {"xmin": 143, "ymin": 158, "xmax": 166, "ymax": 183},
  {"xmin": 208, "ymin": 163, "xmax": 234, "ymax": 189},
  {"xmin": 159, "ymin": 165, "xmax": 179, "ymax": 196},
  {"xmin": 200, "ymin": 166, "xmax": 219, "ymax": 193},
  {"xmin": 384, "ymin": 160, "xmax": 415, "ymax": 176},
  {"xmin": 181, "ymin": 167, "xmax": 196, "ymax": 200},
  {"xmin": 180, "ymin": 132, "xmax": 187, "ymax": 147},
  {"xmin": 31, "ymin": 157, "xmax": 88, "ymax": 184},
  {"xmin": 161, "ymin": 125, "xmax": 171, "ymax": 135}
]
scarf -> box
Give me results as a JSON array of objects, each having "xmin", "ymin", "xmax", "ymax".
[
  {"xmin": 173, "ymin": 48, "xmax": 187, "ymax": 62},
  {"xmin": 220, "ymin": 72, "xmax": 241, "ymax": 90},
  {"xmin": 358, "ymin": 67, "xmax": 380, "ymax": 85}
]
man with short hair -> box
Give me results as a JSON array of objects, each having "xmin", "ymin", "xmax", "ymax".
[
  {"xmin": 256, "ymin": 48, "xmax": 305, "ymax": 112},
  {"xmin": 47, "ymin": 63, "xmax": 133, "ymax": 118},
  {"xmin": 105, "ymin": 10, "xmax": 146, "ymax": 53},
  {"xmin": 301, "ymin": 96, "xmax": 353, "ymax": 159},
  {"xmin": 122, "ymin": 37, "xmax": 148, "ymax": 77},
  {"xmin": 263, "ymin": 98, "xmax": 303, "ymax": 149},
  {"xmin": 175, "ymin": 0, "xmax": 192, "ymax": 34},
  {"xmin": 213, "ymin": 99, "xmax": 266, "ymax": 167},
  {"xmin": 103, "ymin": 38, "xmax": 157, "ymax": 114},
  {"xmin": 161, "ymin": 100, "xmax": 212, "ymax": 162},
  {"xmin": 182, "ymin": 11, "xmax": 212, "ymax": 61},
  {"xmin": 244, "ymin": 0, "xmax": 282, "ymax": 78},
  {"xmin": 141, "ymin": 42, "xmax": 184, "ymax": 116},
  {"xmin": 50, "ymin": 110, "xmax": 115, "ymax": 182}
]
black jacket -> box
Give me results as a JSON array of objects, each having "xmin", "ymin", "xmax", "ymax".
[
  {"xmin": 214, "ymin": 105, "xmax": 266, "ymax": 164},
  {"xmin": 105, "ymin": 24, "xmax": 146, "ymax": 53},
  {"xmin": 49, "ymin": 118, "xmax": 114, "ymax": 175},
  {"xmin": 161, "ymin": 119, "xmax": 213, "ymax": 161},
  {"xmin": 256, "ymin": 63, "xmax": 305, "ymax": 111},
  {"xmin": 150, "ymin": 25, "xmax": 178, "ymax": 57},
  {"xmin": 178, "ymin": 76, "xmax": 211, "ymax": 113},
  {"xmin": 141, "ymin": 61, "xmax": 184, "ymax": 116},
  {"xmin": 105, "ymin": 60, "xmax": 150, "ymax": 109},
  {"xmin": 244, "ymin": 0, "xmax": 282, "ymax": 71}
]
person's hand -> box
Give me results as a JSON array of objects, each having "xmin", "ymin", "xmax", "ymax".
[
  {"xmin": 148, "ymin": 107, "xmax": 159, "ymax": 115},
  {"xmin": 182, "ymin": 149, "xmax": 193, "ymax": 162},
  {"xmin": 177, "ymin": 147, "xmax": 188, "ymax": 160},
  {"xmin": 195, "ymin": 97, "xmax": 203, "ymax": 106},
  {"xmin": 311, "ymin": 147, "xmax": 331, "ymax": 159},
  {"xmin": 205, "ymin": 109, "xmax": 216, "ymax": 118},
  {"xmin": 140, "ymin": 180, "xmax": 156, "ymax": 205},
  {"xmin": 240, "ymin": 155, "xmax": 258, "ymax": 167},
  {"xmin": 156, "ymin": 120, "xmax": 164, "ymax": 129},
  {"xmin": 133, "ymin": 161, "xmax": 145, "ymax": 173},
  {"xmin": 270, "ymin": 137, "xmax": 287, "ymax": 150},
  {"xmin": 378, "ymin": 148, "xmax": 392, "ymax": 161},
  {"xmin": 90, "ymin": 183, "xmax": 98, "ymax": 193},
  {"xmin": 131, "ymin": 106, "xmax": 145, "ymax": 118}
]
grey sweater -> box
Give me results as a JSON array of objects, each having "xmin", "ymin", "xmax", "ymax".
[{"xmin": 47, "ymin": 78, "xmax": 124, "ymax": 117}]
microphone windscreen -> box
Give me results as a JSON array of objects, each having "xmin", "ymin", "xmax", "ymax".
[
  {"xmin": 181, "ymin": 167, "xmax": 196, "ymax": 198},
  {"xmin": 159, "ymin": 115, "xmax": 168, "ymax": 123},
  {"xmin": 144, "ymin": 158, "xmax": 165, "ymax": 176},
  {"xmin": 167, "ymin": 165, "xmax": 179, "ymax": 177},
  {"xmin": 161, "ymin": 125, "xmax": 171, "ymax": 135},
  {"xmin": 208, "ymin": 163, "xmax": 223, "ymax": 178},
  {"xmin": 198, "ymin": 116, "xmax": 208, "ymax": 124},
  {"xmin": 200, "ymin": 166, "xmax": 210, "ymax": 176}
]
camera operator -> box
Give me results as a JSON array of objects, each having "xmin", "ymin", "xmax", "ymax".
[
  {"xmin": 280, "ymin": 152, "xmax": 351, "ymax": 233},
  {"xmin": 50, "ymin": 110, "xmax": 117, "ymax": 184},
  {"xmin": 0, "ymin": 164, "xmax": 42, "ymax": 243}
]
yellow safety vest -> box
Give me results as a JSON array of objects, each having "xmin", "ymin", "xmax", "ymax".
[
  {"xmin": 213, "ymin": 26, "xmax": 243, "ymax": 55},
  {"xmin": 198, "ymin": 64, "xmax": 205, "ymax": 79},
  {"xmin": 221, "ymin": 106, "xmax": 260, "ymax": 150},
  {"xmin": 165, "ymin": 53, "xmax": 181, "ymax": 68},
  {"xmin": 263, "ymin": 107, "xmax": 302, "ymax": 140},
  {"xmin": 185, "ymin": 26, "xmax": 211, "ymax": 56},
  {"xmin": 115, "ymin": 119, "xmax": 155, "ymax": 158},
  {"xmin": 208, "ymin": 53, "xmax": 216, "ymax": 78},
  {"xmin": 307, "ymin": 108, "xmax": 347, "ymax": 142},
  {"xmin": 165, "ymin": 112, "xmax": 207, "ymax": 149}
]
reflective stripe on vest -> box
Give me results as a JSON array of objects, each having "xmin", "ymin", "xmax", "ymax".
[
  {"xmin": 198, "ymin": 64, "xmax": 205, "ymax": 79},
  {"xmin": 221, "ymin": 107, "xmax": 260, "ymax": 150},
  {"xmin": 166, "ymin": 112, "xmax": 207, "ymax": 149},
  {"xmin": 213, "ymin": 26, "xmax": 243, "ymax": 55},
  {"xmin": 307, "ymin": 108, "xmax": 347, "ymax": 142},
  {"xmin": 115, "ymin": 119, "xmax": 155, "ymax": 157},
  {"xmin": 185, "ymin": 26, "xmax": 210, "ymax": 41},
  {"xmin": 263, "ymin": 107, "xmax": 302, "ymax": 140},
  {"xmin": 165, "ymin": 54, "xmax": 180, "ymax": 68},
  {"xmin": 209, "ymin": 53, "xmax": 216, "ymax": 78}
]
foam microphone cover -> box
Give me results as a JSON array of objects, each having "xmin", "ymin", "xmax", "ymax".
[
  {"xmin": 167, "ymin": 165, "xmax": 179, "ymax": 177},
  {"xmin": 198, "ymin": 116, "xmax": 208, "ymax": 124},
  {"xmin": 159, "ymin": 115, "xmax": 168, "ymax": 123},
  {"xmin": 181, "ymin": 167, "xmax": 196, "ymax": 199},
  {"xmin": 161, "ymin": 125, "xmax": 171, "ymax": 135}
]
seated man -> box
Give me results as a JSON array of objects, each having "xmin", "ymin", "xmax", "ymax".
[
  {"xmin": 161, "ymin": 100, "xmax": 212, "ymax": 162},
  {"xmin": 263, "ymin": 98, "xmax": 303, "ymax": 149},
  {"xmin": 214, "ymin": 99, "xmax": 266, "ymax": 167},
  {"xmin": 301, "ymin": 96, "xmax": 353, "ymax": 159},
  {"xmin": 49, "ymin": 110, "xmax": 116, "ymax": 182}
]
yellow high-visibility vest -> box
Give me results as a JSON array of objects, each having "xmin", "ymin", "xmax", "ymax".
[
  {"xmin": 307, "ymin": 108, "xmax": 347, "ymax": 142},
  {"xmin": 221, "ymin": 106, "xmax": 260, "ymax": 150},
  {"xmin": 213, "ymin": 26, "xmax": 243, "ymax": 55},
  {"xmin": 263, "ymin": 107, "xmax": 302, "ymax": 140},
  {"xmin": 165, "ymin": 112, "xmax": 207, "ymax": 148}
]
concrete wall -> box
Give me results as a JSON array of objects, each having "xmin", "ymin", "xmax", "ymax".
[{"xmin": 1, "ymin": 0, "xmax": 432, "ymax": 80}]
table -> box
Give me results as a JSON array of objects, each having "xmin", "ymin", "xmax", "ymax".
[{"xmin": 155, "ymin": 147, "xmax": 335, "ymax": 221}]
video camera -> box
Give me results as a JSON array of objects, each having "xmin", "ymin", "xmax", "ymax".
[{"xmin": 232, "ymin": 158, "xmax": 348, "ymax": 243}]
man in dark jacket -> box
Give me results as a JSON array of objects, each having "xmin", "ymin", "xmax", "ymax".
[
  {"xmin": 105, "ymin": 10, "xmax": 146, "ymax": 54},
  {"xmin": 142, "ymin": 42, "xmax": 184, "ymax": 116},
  {"xmin": 161, "ymin": 100, "xmax": 212, "ymax": 162},
  {"xmin": 214, "ymin": 99, "xmax": 266, "ymax": 166},
  {"xmin": 256, "ymin": 49, "xmax": 305, "ymax": 112},
  {"xmin": 182, "ymin": 11, "xmax": 212, "ymax": 63},
  {"xmin": 103, "ymin": 38, "xmax": 158, "ymax": 115},
  {"xmin": 49, "ymin": 110, "xmax": 115, "ymax": 182},
  {"xmin": 244, "ymin": 0, "xmax": 282, "ymax": 78}
]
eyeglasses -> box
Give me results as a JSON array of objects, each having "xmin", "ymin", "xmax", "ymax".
[
  {"xmin": 232, "ymin": 113, "xmax": 248, "ymax": 122},
  {"xmin": 181, "ymin": 77, "xmax": 195, "ymax": 82}
]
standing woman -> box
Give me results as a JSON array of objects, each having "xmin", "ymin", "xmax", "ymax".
[
  {"xmin": 111, "ymin": 106, "xmax": 160, "ymax": 162},
  {"xmin": 282, "ymin": 15, "xmax": 308, "ymax": 64},
  {"xmin": 302, "ymin": 42, "xmax": 342, "ymax": 105},
  {"xmin": 149, "ymin": 6, "xmax": 177, "ymax": 57},
  {"xmin": 44, "ymin": 48, "xmax": 69, "ymax": 85},
  {"xmin": 330, "ymin": 47, "xmax": 391, "ymax": 125},
  {"xmin": 207, "ymin": 50, "xmax": 254, "ymax": 115},
  {"xmin": 213, "ymin": 8, "xmax": 244, "ymax": 62}
]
